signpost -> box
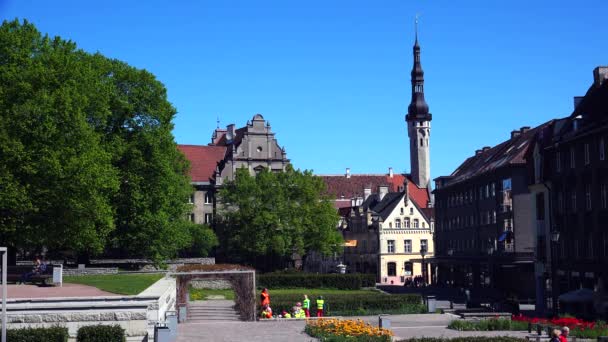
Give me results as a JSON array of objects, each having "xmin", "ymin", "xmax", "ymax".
[{"xmin": 1, "ymin": 247, "xmax": 7, "ymax": 342}]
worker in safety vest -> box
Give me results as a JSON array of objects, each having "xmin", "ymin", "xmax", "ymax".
[
  {"xmin": 260, "ymin": 288, "xmax": 270, "ymax": 307},
  {"xmin": 281, "ymin": 310, "xmax": 291, "ymax": 318},
  {"xmin": 302, "ymin": 295, "xmax": 311, "ymax": 317},
  {"xmin": 316, "ymin": 296, "xmax": 325, "ymax": 317},
  {"xmin": 293, "ymin": 303, "xmax": 305, "ymax": 318}
]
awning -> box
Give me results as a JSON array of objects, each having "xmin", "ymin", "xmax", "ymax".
[{"xmin": 343, "ymin": 240, "xmax": 357, "ymax": 247}]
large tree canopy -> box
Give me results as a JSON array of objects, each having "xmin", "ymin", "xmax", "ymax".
[
  {"xmin": 217, "ymin": 166, "xmax": 343, "ymax": 270},
  {"xmin": 0, "ymin": 19, "xmax": 216, "ymax": 262}
]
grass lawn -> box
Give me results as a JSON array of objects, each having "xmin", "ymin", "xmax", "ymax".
[
  {"xmin": 64, "ymin": 273, "xmax": 164, "ymax": 295},
  {"xmin": 190, "ymin": 288, "xmax": 235, "ymax": 300}
]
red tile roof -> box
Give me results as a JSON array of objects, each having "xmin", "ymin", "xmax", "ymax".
[
  {"xmin": 320, "ymin": 174, "xmax": 430, "ymax": 209},
  {"xmin": 177, "ymin": 145, "xmax": 227, "ymax": 182}
]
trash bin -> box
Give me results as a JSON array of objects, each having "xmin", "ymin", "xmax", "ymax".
[
  {"xmin": 166, "ymin": 310, "xmax": 178, "ymax": 340},
  {"xmin": 154, "ymin": 324, "xmax": 171, "ymax": 342},
  {"xmin": 427, "ymin": 295, "xmax": 436, "ymax": 313},
  {"xmin": 379, "ymin": 315, "xmax": 391, "ymax": 329}
]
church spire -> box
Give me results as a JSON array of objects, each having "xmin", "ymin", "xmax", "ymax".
[{"xmin": 406, "ymin": 16, "xmax": 430, "ymax": 121}]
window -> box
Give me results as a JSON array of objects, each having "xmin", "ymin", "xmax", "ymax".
[
  {"xmin": 387, "ymin": 240, "xmax": 395, "ymax": 253},
  {"xmin": 585, "ymin": 185, "xmax": 592, "ymax": 211},
  {"xmin": 188, "ymin": 213, "xmax": 195, "ymax": 222},
  {"xmin": 409, "ymin": 207, "xmax": 414, "ymax": 215},
  {"xmin": 188, "ymin": 194, "xmax": 195, "ymax": 204},
  {"xmin": 601, "ymin": 138, "xmax": 606, "ymax": 161},
  {"xmin": 204, "ymin": 213, "xmax": 212, "ymax": 224},
  {"xmin": 400, "ymin": 207, "xmax": 404, "ymax": 215},
  {"xmin": 204, "ymin": 192, "xmax": 213, "ymax": 204},
  {"xmin": 556, "ymin": 151, "xmax": 561, "ymax": 172},
  {"xmin": 486, "ymin": 184, "xmax": 490, "ymax": 198},
  {"xmin": 404, "ymin": 240, "xmax": 412, "ymax": 253},
  {"xmin": 404, "ymin": 218, "xmax": 410, "ymax": 228},
  {"xmin": 571, "ymin": 191, "xmax": 577, "ymax": 211},
  {"xmin": 503, "ymin": 178, "xmax": 512, "ymax": 190},
  {"xmin": 570, "ymin": 147, "xmax": 575, "ymax": 168},
  {"xmin": 413, "ymin": 219, "xmax": 419, "ymax": 228},
  {"xmin": 389, "ymin": 222, "xmax": 392, "ymax": 228},
  {"xmin": 602, "ymin": 184, "xmax": 607, "ymax": 209},
  {"xmin": 387, "ymin": 262, "xmax": 396, "ymax": 276},
  {"xmin": 492, "ymin": 210, "xmax": 497, "ymax": 224},
  {"xmin": 395, "ymin": 219, "xmax": 401, "ymax": 228},
  {"xmin": 403, "ymin": 262, "xmax": 413, "ymax": 275},
  {"xmin": 420, "ymin": 239, "xmax": 428, "ymax": 253},
  {"xmin": 420, "ymin": 138, "xmax": 423, "ymax": 147},
  {"xmin": 491, "ymin": 183, "xmax": 496, "ymax": 197},
  {"xmin": 422, "ymin": 222, "xmax": 426, "ymax": 228},
  {"xmin": 584, "ymin": 143, "xmax": 590, "ymax": 165}
]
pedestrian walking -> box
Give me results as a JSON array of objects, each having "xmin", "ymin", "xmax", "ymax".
[
  {"xmin": 550, "ymin": 329, "xmax": 561, "ymax": 342},
  {"xmin": 559, "ymin": 326, "xmax": 569, "ymax": 342},
  {"xmin": 316, "ymin": 296, "xmax": 324, "ymax": 317}
]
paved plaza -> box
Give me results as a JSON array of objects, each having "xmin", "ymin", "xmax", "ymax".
[
  {"xmin": 6, "ymin": 283, "xmax": 117, "ymax": 299},
  {"xmin": 176, "ymin": 314, "xmax": 532, "ymax": 342}
]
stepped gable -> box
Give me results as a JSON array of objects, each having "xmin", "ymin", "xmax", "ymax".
[
  {"xmin": 177, "ymin": 145, "xmax": 227, "ymax": 182},
  {"xmin": 320, "ymin": 173, "xmax": 430, "ymax": 209}
]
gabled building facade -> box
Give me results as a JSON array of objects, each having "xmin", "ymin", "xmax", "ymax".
[{"xmin": 178, "ymin": 114, "xmax": 289, "ymax": 226}]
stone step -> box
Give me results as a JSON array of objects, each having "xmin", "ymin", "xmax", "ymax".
[{"xmin": 188, "ymin": 313, "xmax": 241, "ymax": 319}]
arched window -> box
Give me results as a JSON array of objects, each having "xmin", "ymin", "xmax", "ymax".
[
  {"xmin": 413, "ymin": 219, "xmax": 419, "ymax": 228},
  {"xmin": 404, "ymin": 262, "xmax": 413, "ymax": 275},
  {"xmin": 395, "ymin": 219, "xmax": 401, "ymax": 228},
  {"xmin": 404, "ymin": 218, "xmax": 410, "ymax": 228}
]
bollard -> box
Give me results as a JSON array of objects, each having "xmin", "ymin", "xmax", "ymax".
[{"xmin": 378, "ymin": 315, "xmax": 391, "ymax": 329}]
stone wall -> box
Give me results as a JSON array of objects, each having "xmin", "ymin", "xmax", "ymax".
[
  {"xmin": 190, "ymin": 279, "xmax": 232, "ymax": 289},
  {"xmin": 63, "ymin": 267, "xmax": 119, "ymax": 276}
]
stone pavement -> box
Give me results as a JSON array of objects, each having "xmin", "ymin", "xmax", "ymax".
[
  {"xmin": 175, "ymin": 313, "xmax": 533, "ymax": 342},
  {"xmin": 7, "ymin": 283, "xmax": 116, "ymax": 298}
]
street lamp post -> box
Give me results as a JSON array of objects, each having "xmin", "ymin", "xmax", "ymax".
[
  {"xmin": 550, "ymin": 230, "xmax": 560, "ymax": 317},
  {"xmin": 420, "ymin": 245, "xmax": 427, "ymax": 285}
]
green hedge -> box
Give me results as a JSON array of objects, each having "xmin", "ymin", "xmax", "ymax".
[
  {"xmin": 448, "ymin": 319, "xmax": 529, "ymax": 331},
  {"xmin": 7, "ymin": 327, "xmax": 69, "ymax": 342},
  {"xmin": 258, "ymin": 273, "xmax": 376, "ymax": 290},
  {"xmin": 262, "ymin": 293, "xmax": 424, "ymax": 316},
  {"xmin": 399, "ymin": 338, "xmax": 527, "ymax": 342},
  {"xmin": 77, "ymin": 325, "xmax": 126, "ymax": 342}
]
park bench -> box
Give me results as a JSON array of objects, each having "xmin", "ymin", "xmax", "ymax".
[
  {"xmin": 6, "ymin": 264, "xmax": 63, "ymax": 286},
  {"xmin": 459, "ymin": 311, "xmax": 512, "ymax": 320}
]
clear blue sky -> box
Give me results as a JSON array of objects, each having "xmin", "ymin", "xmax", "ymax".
[{"xmin": 2, "ymin": 0, "xmax": 607, "ymax": 180}]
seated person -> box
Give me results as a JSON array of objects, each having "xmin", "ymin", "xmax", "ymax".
[
  {"xmin": 281, "ymin": 310, "xmax": 291, "ymax": 318},
  {"xmin": 20, "ymin": 256, "xmax": 41, "ymax": 284},
  {"xmin": 293, "ymin": 304, "xmax": 306, "ymax": 318},
  {"xmin": 260, "ymin": 304, "xmax": 272, "ymax": 319}
]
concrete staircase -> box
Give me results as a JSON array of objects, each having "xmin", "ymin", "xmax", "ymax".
[{"xmin": 188, "ymin": 300, "xmax": 241, "ymax": 322}]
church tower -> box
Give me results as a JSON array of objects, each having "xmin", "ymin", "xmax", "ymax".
[{"xmin": 405, "ymin": 20, "xmax": 432, "ymax": 189}]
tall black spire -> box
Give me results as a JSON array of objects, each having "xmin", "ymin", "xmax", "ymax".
[{"xmin": 406, "ymin": 17, "xmax": 431, "ymax": 122}]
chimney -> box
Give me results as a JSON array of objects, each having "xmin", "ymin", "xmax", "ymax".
[
  {"xmin": 388, "ymin": 167, "xmax": 394, "ymax": 178},
  {"xmin": 593, "ymin": 66, "xmax": 608, "ymax": 88},
  {"xmin": 519, "ymin": 126, "xmax": 531, "ymax": 134},
  {"xmin": 482, "ymin": 146, "xmax": 491, "ymax": 152},
  {"xmin": 226, "ymin": 124, "xmax": 236, "ymax": 142},
  {"xmin": 574, "ymin": 96, "xmax": 584, "ymax": 109},
  {"xmin": 378, "ymin": 185, "xmax": 389, "ymax": 201},
  {"xmin": 475, "ymin": 149, "xmax": 483, "ymax": 155},
  {"xmin": 345, "ymin": 168, "xmax": 351, "ymax": 179},
  {"xmin": 511, "ymin": 130, "xmax": 521, "ymax": 139},
  {"xmin": 363, "ymin": 186, "xmax": 372, "ymax": 200}
]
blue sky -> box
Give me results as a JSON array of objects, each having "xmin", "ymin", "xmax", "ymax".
[{"xmin": 2, "ymin": 0, "xmax": 607, "ymax": 180}]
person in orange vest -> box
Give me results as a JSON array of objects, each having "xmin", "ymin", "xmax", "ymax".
[{"xmin": 260, "ymin": 288, "xmax": 270, "ymax": 307}]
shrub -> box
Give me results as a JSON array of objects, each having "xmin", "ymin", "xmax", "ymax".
[
  {"xmin": 258, "ymin": 273, "xmax": 374, "ymax": 290},
  {"xmin": 448, "ymin": 319, "xmax": 529, "ymax": 331},
  {"xmin": 77, "ymin": 325, "xmax": 126, "ymax": 342},
  {"xmin": 7, "ymin": 327, "xmax": 69, "ymax": 342},
  {"xmin": 399, "ymin": 338, "xmax": 527, "ymax": 342},
  {"xmin": 263, "ymin": 293, "xmax": 424, "ymax": 316}
]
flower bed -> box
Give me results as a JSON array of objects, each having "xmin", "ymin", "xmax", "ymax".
[
  {"xmin": 448, "ymin": 314, "xmax": 608, "ymax": 339},
  {"xmin": 511, "ymin": 315, "xmax": 608, "ymax": 339},
  {"xmin": 305, "ymin": 318, "xmax": 393, "ymax": 342}
]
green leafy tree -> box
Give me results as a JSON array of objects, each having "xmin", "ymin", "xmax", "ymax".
[
  {"xmin": 217, "ymin": 166, "xmax": 343, "ymax": 271},
  {"xmin": 0, "ymin": 19, "xmax": 217, "ymax": 262}
]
